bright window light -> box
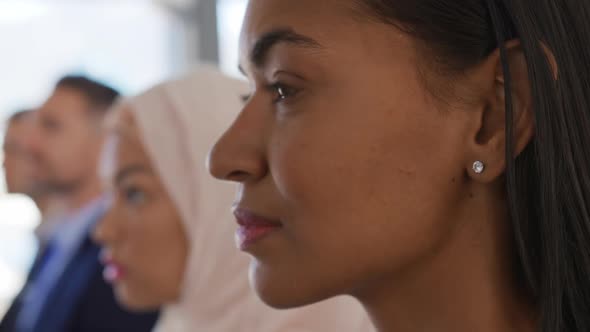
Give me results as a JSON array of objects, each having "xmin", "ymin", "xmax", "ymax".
[{"xmin": 217, "ymin": 0, "xmax": 248, "ymax": 78}]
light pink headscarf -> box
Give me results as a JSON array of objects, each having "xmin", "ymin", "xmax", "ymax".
[{"xmin": 124, "ymin": 65, "xmax": 372, "ymax": 332}]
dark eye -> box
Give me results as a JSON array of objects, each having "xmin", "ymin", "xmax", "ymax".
[
  {"xmin": 269, "ymin": 83, "xmax": 299, "ymax": 103},
  {"xmin": 123, "ymin": 186, "xmax": 146, "ymax": 206},
  {"xmin": 41, "ymin": 117, "xmax": 60, "ymax": 132},
  {"xmin": 240, "ymin": 94, "xmax": 252, "ymax": 104}
]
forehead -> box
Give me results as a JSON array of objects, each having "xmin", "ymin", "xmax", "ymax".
[
  {"xmin": 238, "ymin": 0, "xmax": 413, "ymax": 73},
  {"xmin": 39, "ymin": 87, "xmax": 90, "ymax": 118},
  {"xmin": 6, "ymin": 117, "xmax": 31, "ymax": 134},
  {"xmin": 5, "ymin": 116, "xmax": 32, "ymax": 139},
  {"xmin": 244, "ymin": 0, "xmax": 356, "ymax": 25},
  {"xmin": 240, "ymin": 0, "xmax": 358, "ymax": 49},
  {"xmin": 108, "ymin": 107, "xmax": 154, "ymax": 172}
]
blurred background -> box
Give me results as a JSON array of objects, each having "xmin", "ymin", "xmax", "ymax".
[{"xmin": 0, "ymin": 0, "xmax": 247, "ymax": 315}]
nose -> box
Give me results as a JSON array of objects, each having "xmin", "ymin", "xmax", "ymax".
[
  {"xmin": 92, "ymin": 199, "xmax": 121, "ymax": 246},
  {"xmin": 207, "ymin": 105, "xmax": 268, "ymax": 184}
]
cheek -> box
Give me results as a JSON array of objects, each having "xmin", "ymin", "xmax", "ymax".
[
  {"xmin": 121, "ymin": 203, "xmax": 189, "ymax": 305},
  {"xmin": 51, "ymin": 129, "xmax": 86, "ymax": 152},
  {"xmin": 275, "ymin": 96, "xmax": 462, "ymax": 210},
  {"xmin": 44, "ymin": 136, "xmax": 75, "ymax": 164},
  {"xmin": 268, "ymin": 86, "xmax": 467, "ymax": 286}
]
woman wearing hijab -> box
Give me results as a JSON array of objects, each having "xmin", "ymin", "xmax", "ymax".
[{"xmin": 93, "ymin": 66, "xmax": 371, "ymax": 331}]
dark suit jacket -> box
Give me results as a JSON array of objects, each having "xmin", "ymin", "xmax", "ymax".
[{"xmin": 0, "ymin": 217, "xmax": 159, "ymax": 332}]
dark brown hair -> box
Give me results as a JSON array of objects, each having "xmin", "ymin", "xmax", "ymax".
[
  {"xmin": 356, "ymin": 0, "xmax": 590, "ymax": 330},
  {"xmin": 56, "ymin": 75, "xmax": 120, "ymax": 114}
]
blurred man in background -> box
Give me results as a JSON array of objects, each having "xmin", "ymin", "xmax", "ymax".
[
  {"xmin": 0, "ymin": 76, "xmax": 159, "ymax": 332},
  {"xmin": 3, "ymin": 110, "xmax": 36, "ymax": 195},
  {"xmin": 2, "ymin": 110, "xmax": 65, "ymax": 247}
]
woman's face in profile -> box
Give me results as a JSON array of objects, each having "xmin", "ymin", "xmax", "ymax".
[
  {"xmin": 209, "ymin": 0, "xmax": 483, "ymax": 308},
  {"xmin": 94, "ymin": 107, "xmax": 189, "ymax": 310}
]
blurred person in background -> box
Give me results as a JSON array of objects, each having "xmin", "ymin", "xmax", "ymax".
[
  {"xmin": 93, "ymin": 66, "xmax": 371, "ymax": 332},
  {"xmin": 2, "ymin": 109, "xmax": 65, "ymax": 248},
  {"xmin": 0, "ymin": 76, "xmax": 159, "ymax": 332},
  {"xmin": 3, "ymin": 110, "xmax": 36, "ymax": 196}
]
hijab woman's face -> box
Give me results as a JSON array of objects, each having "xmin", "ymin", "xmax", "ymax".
[
  {"xmin": 94, "ymin": 107, "xmax": 189, "ymax": 310},
  {"xmin": 209, "ymin": 0, "xmax": 489, "ymax": 308}
]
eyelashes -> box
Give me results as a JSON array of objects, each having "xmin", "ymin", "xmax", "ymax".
[
  {"xmin": 240, "ymin": 82, "xmax": 300, "ymax": 105},
  {"xmin": 267, "ymin": 82, "xmax": 299, "ymax": 103}
]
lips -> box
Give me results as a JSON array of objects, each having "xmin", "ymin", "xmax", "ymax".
[
  {"xmin": 233, "ymin": 208, "xmax": 282, "ymax": 250},
  {"xmin": 99, "ymin": 249, "xmax": 126, "ymax": 283},
  {"xmin": 103, "ymin": 264, "xmax": 125, "ymax": 283}
]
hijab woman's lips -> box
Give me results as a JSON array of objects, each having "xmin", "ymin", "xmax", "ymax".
[
  {"xmin": 103, "ymin": 263, "xmax": 126, "ymax": 283},
  {"xmin": 100, "ymin": 249, "xmax": 127, "ymax": 283},
  {"xmin": 233, "ymin": 207, "xmax": 283, "ymax": 251}
]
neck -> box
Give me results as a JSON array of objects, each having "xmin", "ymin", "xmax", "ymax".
[
  {"xmin": 357, "ymin": 188, "xmax": 536, "ymax": 332},
  {"xmin": 33, "ymin": 194, "xmax": 66, "ymax": 220},
  {"xmin": 33, "ymin": 195, "xmax": 52, "ymax": 218}
]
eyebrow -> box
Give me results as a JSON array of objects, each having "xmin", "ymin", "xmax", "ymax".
[
  {"xmin": 241, "ymin": 27, "xmax": 323, "ymax": 72},
  {"xmin": 115, "ymin": 164, "xmax": 151, "ymax": 185}
]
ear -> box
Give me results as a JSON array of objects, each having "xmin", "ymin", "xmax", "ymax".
[{"xmin": 462, "ymin": 41, "xmax": 534, "ymax": 183}]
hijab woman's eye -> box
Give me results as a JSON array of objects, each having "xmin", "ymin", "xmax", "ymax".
[{"xmin": 122, "ymin": 186, "xmax": 147, "ymax": 206}]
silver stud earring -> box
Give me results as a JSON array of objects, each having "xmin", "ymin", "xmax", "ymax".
[{"xmin": 473, "ymin": 161, "xmax": 485, "ymax": 174}]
